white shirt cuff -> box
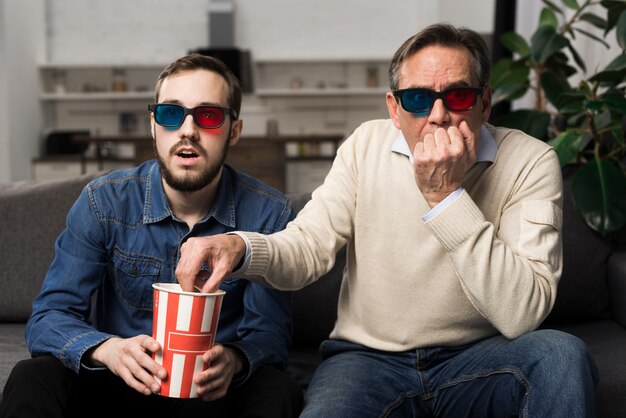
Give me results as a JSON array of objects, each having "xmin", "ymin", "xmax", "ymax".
[
  {"xmin": 226, "ymin": 231, "xmax": 252, "ymax": 274},
  {"xmin": 422, "ymin": 188, "xmax": 464, "ymax": 223}
]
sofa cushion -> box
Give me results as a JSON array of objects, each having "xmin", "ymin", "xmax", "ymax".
[
  {"xmin": 291, "ymin": 246, "xmax": 344, "ymax": 347},
  {"xmin": 0, "ymin": 173, "xmax": 101, "ymax": 322},
  {"xmin": 555, "ymin": 320, "xmax": 626, "ymax": 418},
  {"xmin": 544, "ymin": 167, "xmax": 612, "ymax": 324},
  {"xmin": 608, "ymin": 247, "xmax": 626, "ymax": 327},
  {"xmin": 286, "ymin": 192, "xmax": 343, "ymax": 348}
]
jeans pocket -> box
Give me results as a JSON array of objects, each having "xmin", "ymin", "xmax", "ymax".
[{"xmin": 110, "ymin": 246, "xmax": 162, "ymax": 310}]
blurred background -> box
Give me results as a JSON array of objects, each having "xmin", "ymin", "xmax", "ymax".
[{"xmin": 0, "ymin": 0, "xmax": 616, "ymax": 193}]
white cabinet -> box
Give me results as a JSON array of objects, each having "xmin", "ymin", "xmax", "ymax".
[
  {"xmin": 39, "ymin": 63, "xmax": 162, "ymax": 138},
  {"xmin": 254, "ymin": 58, "xmax": 390, "ymax": 97}
]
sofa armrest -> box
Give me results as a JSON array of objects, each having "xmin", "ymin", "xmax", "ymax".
[{"xmin": 608, "ymin": 246, "xmax": 626, "ymax": 328}]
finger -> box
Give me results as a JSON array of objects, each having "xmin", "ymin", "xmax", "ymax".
[
  {"xmin": 445, "ymin": 125, "xmax": 466, "ymax": 157},
  {"xmin": 125, "ymin": 359, "xmax": 161, "ymax": 394},
  {"xmin": 199, "ymin": 381, "xmax": 228, "ymax": 402},
  {"xmin": 125, "ymin": 336, "xmax": 167, "ymax": 383},
  {"xmin": 201, "ymin": 344, "xmax": 223, "ymax": 364},
  {"xmin": 176, "ymin": 240, "xmax": 205, "ymax": 292},
  {"xmin": 201, "ymin": 265, "xmax": 231, "ymax": 293},
  {"xmin": 136, "ymin": 338, "xmax": 167, "ymax": 380},
  {"xmin": 433, "ymin": 127, "xmax": 452, "ymax": 147},
  {"xmin": 117, "ymin": 366, "xmax": 154, "ymax": 396},
  {"xmin": 417, "ymin": 133, "xmax": 436, "ymax": 160},
  {"xmin": 458, "ymin": 120, "xmax": 477, "ymax": 159},
  {"xmin": 458, "ymin": 119, "xmax": 473, "ymax": 140}
]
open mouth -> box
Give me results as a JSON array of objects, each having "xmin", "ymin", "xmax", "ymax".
[{"xmin": 177, "ymin": 150, "xmax": 199, "ymax": 159}]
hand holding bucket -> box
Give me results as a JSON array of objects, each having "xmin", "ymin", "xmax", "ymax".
[{"xmin": 152, "ymin": 283, "xmax": 225, "ymax": 398}]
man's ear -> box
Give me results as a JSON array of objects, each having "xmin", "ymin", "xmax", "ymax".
[
  {"xmin": 229, "ymin": 118, "xmax": 243, "ymax": 146},
  {"xmin": 386, "ymin": 92, "xmax": 402, "ymax": 129},
  {"xmin": 150, "ymin": 114, "xmax": 156, "ymax": 139}
]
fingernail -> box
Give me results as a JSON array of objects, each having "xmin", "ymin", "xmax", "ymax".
[
  {"xmin": 151, "ymin": 383, "xmax": 160, "ymax": 393},
  {"xmin": 158, "ymin": 369, "xmax": 167, "ymax": 379}
]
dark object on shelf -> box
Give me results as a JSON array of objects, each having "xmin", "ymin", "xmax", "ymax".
[
  {"xmin": 191, "ymin": 48, "xmax": 253, "ymax": 93},
  {"xmin": 45, "ymin": 130, "xmax": 90, "ymax": 155}
]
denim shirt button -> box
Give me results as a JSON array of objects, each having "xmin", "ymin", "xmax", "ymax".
[{"xmin": 130, "ymin": 265, "xmax": 139, "ymax": 275}]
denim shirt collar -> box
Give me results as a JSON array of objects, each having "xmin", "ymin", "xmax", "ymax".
[
  {"xmin": 391, "ymin": 124, "xmax": 497, "ymax": 164},
  {"xmin": 143, "ymin": 162, "xmax": 236, "ymax": 228}
]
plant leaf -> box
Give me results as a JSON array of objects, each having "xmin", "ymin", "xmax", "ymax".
[
  {"xmin": 495, "ymin": 109, "xmax": 551, "ymax": 140},
  {"xmin": 492, "ymin": 61, "xmax": 530, "ymax": 88},
  {"xmin": 589, "ymin": 69, "xmax": 626, "ymax": 83},
  {"xmin": 572, "ymin": 158, "xmax": 626, "ymax": 234},
  {"xmin": 604, "ymin": 0, "xmax": 626, "ymax": 33},
  {"xmin": 501, "ymin": 32, "xmax": 531, "ymax": 56},
  {"xmin": 562, "ymin": 0, "xmax": 580, "ymax": 10},
  {"xmin": 541, "ymin": 71, "xmax": 571, "ymax": 106},
  {"xmin": 579, "ymin": 12, "xmax": 608, "ymax": 30},
  {"xmin": 611, "ymin": 125, "xmax": 625, "ymax": 146},
  {"xmin": 617, "ymin": 9, "xmax": 626, "ymax": 49},
  {"xmin": 549, "ymin": 130, "xmax": 590, "ymax": 166},
  {"xmin": 531, "ymin": 26, "xmax": 569, "ymax": 62},
  {"xmin": 593, "ymin": 108, "xmax": 613, "ymax": 129},
  {"xmin": 573, "ymin": 27, "xmax": 611, "ymax": 48},
  {"xmin": 602, "ymin": 93, "xmax": 626, "ymax": 114},
  {"xmin": 543, "ymin": 0, "xmax": 564, "ymax": 15},
  {"xmin": 540, "ymin": 7, "xmax": 559, "ymax": 29},
  {"xmin": 567, "ymin": 43, "xmax": 586, "ymax": 72},
  {"xmin": 604, "ymin": 53, "xmax": 626, "ymax": 71},
  {"xmin": 492, "ymin": 84, "xmax": 529, "ymax": 104}
]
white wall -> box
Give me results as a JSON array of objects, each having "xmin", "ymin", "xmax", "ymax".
[
  {"xmin": 0, "ymin": 0, "xmax": 45, "ymax": 181},
  {"xmin": 0, "ymin": 1, "xmax": 6, "ymax": 181},
  {"xmin": 236, "ymin": 0, "xmax": 432, "ymax": 60},
  {"xmin": 45, "ymin": 0, "xmax": 208, "ymax": 64},
  {"xmin": 44, "ymin": 0, "xmax": 495, "ymax": 64}
]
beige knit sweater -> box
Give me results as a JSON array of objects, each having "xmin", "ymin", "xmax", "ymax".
[{"xmin": 243, "ymin": 119, "xmax": 563, "ymax": 351}]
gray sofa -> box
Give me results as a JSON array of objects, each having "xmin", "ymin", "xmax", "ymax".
[{"xmin": 1, "ymin": 169, "xmax": 625, "ymax": 416}]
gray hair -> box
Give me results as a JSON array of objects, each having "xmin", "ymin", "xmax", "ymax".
[{"xmin": 388, "ymin": 23, "xmax": 491, "ymax": 91}]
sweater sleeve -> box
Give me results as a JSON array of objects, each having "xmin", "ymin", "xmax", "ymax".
[
  {"xmin": 241, "ymin": 127, "xmax": 363, "ymax": 290},
  {"xmin": 424, "ymin": 147, "xmax": 563, "ymax": 338}
]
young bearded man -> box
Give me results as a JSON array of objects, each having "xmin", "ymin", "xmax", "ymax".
[{"xmin": 1, "ymin": 54, "xmax": 302, "ymax": 418}]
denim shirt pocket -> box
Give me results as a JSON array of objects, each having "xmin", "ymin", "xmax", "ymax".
[{"xmin": 111, "ymin": 246, "xmax": 162, "ymax": 310}]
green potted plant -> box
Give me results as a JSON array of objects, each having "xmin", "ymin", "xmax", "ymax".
[{"xmin": 490, "ymin": 0, "xmax": 626, "ymax": 242}]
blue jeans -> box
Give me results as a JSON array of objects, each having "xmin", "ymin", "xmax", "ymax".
[{"xmin": 301, "ymin": 330, "xmax": 598, "ymax": 418}]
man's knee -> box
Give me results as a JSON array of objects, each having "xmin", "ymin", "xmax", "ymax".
[
  {"xmin": 2, "ymin": 356, "xmax": 77, "ymax": 418},
  {"xmin": 6, "ymin": 356, "xmax": 71, "ymax": 387},
  {"xmin": 522, "ymin": 330, "xmax": 598, "ymax": 381}
]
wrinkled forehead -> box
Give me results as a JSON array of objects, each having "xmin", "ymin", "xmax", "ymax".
[{"xmin": 398, "ymin": 45, "xmax": 477, "ymax": 89}]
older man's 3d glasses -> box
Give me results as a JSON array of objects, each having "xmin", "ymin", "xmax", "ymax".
[{"xmin": 393, "ymin": 86, "xmax": 483, "ymax": 115}]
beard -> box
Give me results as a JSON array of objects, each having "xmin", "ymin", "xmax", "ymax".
[{"xmin": 154, "ymin": 137, "xmax": 229, "ymax": 193}]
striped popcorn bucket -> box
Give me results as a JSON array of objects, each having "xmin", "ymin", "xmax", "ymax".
[{"xmin": 152, "ymin": 283, "xmax": 225, "ymax": 398}]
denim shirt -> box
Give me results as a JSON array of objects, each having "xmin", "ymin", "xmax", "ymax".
[{"xmin": 25, "ymin": 161, "xmax": 294, "ymax": 385}]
